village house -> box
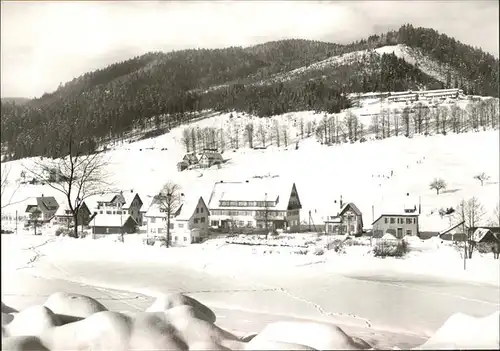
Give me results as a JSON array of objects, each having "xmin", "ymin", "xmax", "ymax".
[
  {"xmin": 207, "ymin": 179, "xmax": 302, "ymax": 232},
  {"xmin": 372, "ymin": 213, "xmax": 419, "ymax": 238},
  {"xmin": 177, "ymin": 153, "xmax": 199, "ymax": 172},
  {"xmin": 324, "ymin": 196, "xmax": 363, "ymax": 235},
  {"xmin": 143, "ymin": 194, "xmax": 210, "ymax": 245},
  {"xmin": 121, "ymin": 190, "xmax": 144, "ymax": 225},
  {"xmin": 198, "ymin": 149, "xmax": 223, "ymax": 168},
  {"xmin": 25, "ymin": 195, "xmax": 60, "ymax": 223},
  {"xmin": 88, "ymin": 214, "xmax": 138, "ymax": 237},
  {"xmin": 53, "ymin": 202, "xmax": 93, "ymax": 228},
  {"xmin": 470, "ymin": 227, "xmax": 500, "ymax": 244},
  {"xmin": 372, "ymin": 193, "xmax": 420, "ymax": 238}
]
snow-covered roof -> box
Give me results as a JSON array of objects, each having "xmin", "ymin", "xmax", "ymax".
[
  {"xmin": 208, "ymin": 179, "xmax": 297, "ymax": 211},
  {"xmin": 471, "ymin": 228, "xmax": 499, "ymax": 243},
  {"xmin": 175, "ymin": 196, "xmax": 206, "ymax": 221},
  {"xmin": 89, "ymin": 214, "xmax": 137, "ymax": 228},
  {"xmin": 144, "ymin": 203, "xmax": 166, "ymax": 218}
]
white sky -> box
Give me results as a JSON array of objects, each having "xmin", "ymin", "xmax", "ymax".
[{"xmin": 1, "ymin": 0, "xmax": 498, "ymax": 98}]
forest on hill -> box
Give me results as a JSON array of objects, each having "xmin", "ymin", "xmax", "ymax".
[{"xmin": 1, "ymin": 24, "xmax": 498, "ymax": 160}]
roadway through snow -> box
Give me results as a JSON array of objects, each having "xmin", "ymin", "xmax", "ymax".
[{"xmin": 19, "ymin": 248, "xmax": 500, "ymax": 348}]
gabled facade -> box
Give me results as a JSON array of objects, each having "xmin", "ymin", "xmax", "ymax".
[
  {"xmin": 144, "ymin": 195, "xmax": 210, "ymax": 245},
  {"xmin": 182, "ymin": 153, "xmax": 199, "ymax": 165},
  {"xmin": 25, "ymin": 196, "xmax": 60, "ymax": 222},
  {"xmin": 207, "ymin": 179, "xmax": 302, "ymax": 231},
  {"xmin": 324, "ymin": 197, "xmax": 363, "ymax": 235},
  {"xmin": 198, "ymin": 150, "xmax": 223, "ymax": 168},
  {"xmin": 121, "ymin": 191, "xmax": 144, "ymax": 225}
]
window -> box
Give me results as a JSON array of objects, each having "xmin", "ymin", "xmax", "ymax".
[
  {"xmin": 201, "ymin": 217, "xmax": 205, "ymax": 223},
  {"xmin": 174, "ymin": 236, "xmax": 178, "ymax": 241},
  {"xmin": 200, "ymin": 207, "xmax": 204, "ymax": 213},
  {"xmin": 384, "ymin": 218, "xmax": 388, "ymax": 224},
  {"xmin": 211, "ymin": 221, "xmax": 218, "ymax": 226},
  {"xmin": 196, "ymin": 208, "xmax": 199, "ymax": 214},
  {"xmin": 112, "ymin": 211, "xmax": 116, "ymax": 214},
  {"xmin": 390, "ymin": 218, "xmax": 395, "ymax": 224},
  {"xmin": 178, "ymin": 223, "xmax": 184, "ymax": 228},
  {"xmin": 183, "ymin": 236, "xmax": 188, "ymax": 242},
  {"xmin": 150, "ymin": 217, "xmax": 156, "ymax": 224},
  {"xmin": 413, "ymin": 218, "xmax": 416, "ymax": 224},
  {"xmin": 406, "ymin": 229, "xmax": 412, "ymax": 236},
  {"xmin": 247, "ymin": 221, "xmax": 253, "ymax": 227},
  {"xmin": 106, "ymin": 211, "xmax": 111, "ymax": 215},
  {"xmin": 238, "ymin": 221, "xmax": 245, "ymax": 226},
  {"xmin": 406, "ymin": 218, "xmax": 412, "ymax": 224},
  {"xmin": 238, "ymin": 201, "xmax": 245, "ymax": 206}
]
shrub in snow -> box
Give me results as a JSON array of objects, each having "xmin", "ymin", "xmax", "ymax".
[
  {"xmin": 313, "ymin": 246, "xmax": 325, "ymax": 256},
  {"xmin": 373, "ymin": 240, "xmax": 409, "ymax": 258},
  {"xmin": 54, "ymin": 227, "xmax": 72, "ymax": 237}
]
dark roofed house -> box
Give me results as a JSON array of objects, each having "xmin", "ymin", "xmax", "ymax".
[
  {"xmin": 25, "ymin": 195, "xmax": 60, "ymax": 223},
  {"xmin": 88, "ymin": 214, "xmax": 138, "ymax": 238},
  {"xmin": 470, "ymin": 227, "xmax": 500, "ymax": 243}
]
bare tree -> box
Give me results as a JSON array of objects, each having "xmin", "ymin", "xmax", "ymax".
[
  {"xmin": 157, "ymin": 182, "xmax": 181, "ymax": 248},
  {"xmin": 402, "ymin": 107, "xmax": 411, "ymax": 136},
  {"xmin": 429, "ymin": 178, "xmax": 447, "ymax": 195},
  {"xmin": 450, "ymin": 104, "xmax": 461, "ymax": 133},
  {"xmin": 273, "ymin": 120, "xmax": 281, "ymax": 147},
  {"xmin": 29, "ymin": 208, "xmax": 42, "ymax": 236},
  {"xmin": 299, "ymin": 118, "xmax": 305, "ymax": 139},
  {"xmin": 190, "ymin": 128, "xmax": 197, "ymax": 153},
  {"xmin": 282, "ymin": 125, "xmax": 289, "ymax": 147},
  {"xmin": 392, "ymin": 109, "xmax": 400, "ymax": 136},
  {"xmin": 219, "ymin": 127, "xmax": 226, "ymax": 153},
  {"xmin": 473, "ymin": 172, "xmax": 490, "ymax": 186},
  {"xmin": 245, "ymin": 123, "xmax": 254, "ymax": 149},
  {"xmin": 258, "ymin": 124, "xmax": 267, "ymax": 148},
  {"xmin": 25, "ymin": 137, "xmax": 113, "ymax": 238},
  {"xmin": 455, "ymin": 197, "xmax": 486, "ymax": 258},
  {"xmin": 1, "ymin": 164, "xmax": 25, "ymax": 209},
  {"xmin": 306, "ymin": 121, "xmax": 313, "ymax": 137},
  {"xmin": 182, "ymin": 128, "xmax": 191, "ymax": 153},
  {"xmin": 439, "ymin": 106, "xmax": 449, "ymax": 135}
]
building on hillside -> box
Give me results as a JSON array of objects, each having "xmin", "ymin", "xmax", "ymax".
[
  {"xmin": 177, "ymin": 153, "xmax": 199, "ymax": 172},
  {"xmin": 198, "ymin": 149, "xmax": 223, "ymax": 168},
  {"xmin": 88, "ymin": 214, "xmax": 138, "ymax": 237},
  {"xmin": 121, "ymin": 190, "xmax": 144, "ymax": 225},
  {"xmin": 53, "ymin": 202, "xmax": 93, "ymax": 227},
  {"xmin": 324, "ymin": 196, "xmax": 363, "ymax": 235},
  {"xmin": 143, "ymin": 194, "xmax": 210, "ymax": 245},
  {"xmin": 207, "ymin": 179, "xmax": 302, "ymax": 232},
  {"xmin": 25, "ymin": 196, "xmax": 60, "ymax": 223}
]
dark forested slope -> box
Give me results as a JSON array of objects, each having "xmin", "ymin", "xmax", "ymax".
[{"xmin": 1, "ymin": 24, "xmax": 498, "ymax": 160}]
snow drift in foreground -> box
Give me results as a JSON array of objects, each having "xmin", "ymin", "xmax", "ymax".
[{"xmin": 2, "ymin": 291, "xmax": 498, "ymax": 350}]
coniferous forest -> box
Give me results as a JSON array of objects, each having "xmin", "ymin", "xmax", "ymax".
[{"xmin": 1, "ymin": 24, "xmax": 498, "ymax": 160}]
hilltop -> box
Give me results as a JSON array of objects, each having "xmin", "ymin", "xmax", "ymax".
[{"xmin": 1, "ymin": 24, "xmax": 499, "ymax": 160}]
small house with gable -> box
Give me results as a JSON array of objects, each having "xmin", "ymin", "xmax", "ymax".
[
  {"xmin": 324, "ymin": 196, "xmax": 363, "ymax": 235},
  {"xmin": 25, "ymin": 195, "xmax": 60, "ymax": 223}
]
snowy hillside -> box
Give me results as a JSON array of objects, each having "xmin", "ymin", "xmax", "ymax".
[
  {"xmin": 2, "ymin": 109, "xmax": 499, "ymax": 233},
  {"xmin": 253, "ymin": 44, "xmax": 456, "ymax": 87}
]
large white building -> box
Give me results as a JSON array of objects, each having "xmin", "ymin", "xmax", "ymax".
[
  {"xmin": 143, "ymin": 194, "xmax": 209, "ymax": 245},
  {"xmin": 207, "ymin": 178, "xmax": 302, "ymax": 232}
]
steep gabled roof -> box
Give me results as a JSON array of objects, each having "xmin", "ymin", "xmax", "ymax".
[
  {"xmin": 37, "ymin": 196, "xmax": 59, "ymax": 211},
  {"xmin": 175, "ymin": 196, "xmax": 208, "ymax": 221},
  {"xmin": 339, "ymin": 203, "xmax": 362, "ymax": 216},
  {"xmin": 122, "ymin": 192, "xmax": 143, "ymax": 210}
]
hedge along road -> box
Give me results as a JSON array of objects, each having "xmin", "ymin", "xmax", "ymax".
[{"xmin": 15, "ymin": 240, "xmax": 498, "ymax": 348}]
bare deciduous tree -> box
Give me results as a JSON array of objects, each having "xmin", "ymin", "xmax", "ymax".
[
  {"xmin": 473, "ymin": 172, "xmax": 490, "ymax": 186},
  {"xmin": 181, "ymin": 128, "xmax": 191, "ymax": 153},
  {"xmin": 429, "ymin": 178, "xmax": 447, "ymax": 195},
  {"xmin": 157, "ymin": 182, "xmax": 181, "ymax": 248},
  {"xmin": 273, "ymin": 120, "xmax": 281, "ymax": 147},
  {"xmin": 24, "ymin": 137, "xmax": 113, "ymax": 238},
  {"xmin": 454, "ymin": 197, "xmax": 486, "ymax": 258},
  {"xmin": 245, "ymin": 123, "xmax": 254, "ymax": 149},
  {"xmin": 0, "ymin": 164, "xmax": 23, "ymax": 209},
  {"xmin": 282, "ymin": 125, "xmax": 289, "ymax": 147}
]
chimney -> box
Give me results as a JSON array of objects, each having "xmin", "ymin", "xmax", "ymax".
[
  {"xmin": 41, "ymin": 194, "xmax": 44, "ymax": 197},
  {"xmin": 245, "ymin": 180, "xmax": 249, "ymax": 183},
  {"xmin": 130, "ymin": 189, "xmax": 133, "ymax": 193},
  {"xmin": 220, "ymin": 180, "xmax": 224, "ymax": 183}
]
